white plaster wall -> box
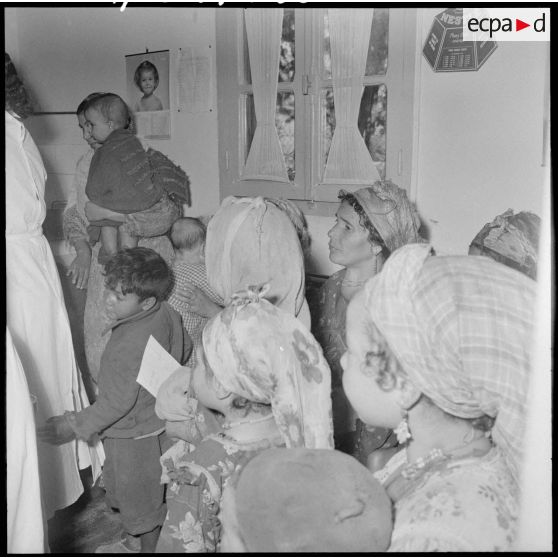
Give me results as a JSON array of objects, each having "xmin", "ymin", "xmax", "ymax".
[
  {"xmin": 5, "ymin": 7, "xmax": 220, "ymax": 219},
  {"xmin": 5, "ymin": 7, "xmax": 550, "ymax": 271},
  {"xmin": 304, "ymin": 8, "xmax": 549, "ymax": 273},
  {"xmin": 414, "ymin": 8, "xmax": 549, "ymax": 255}
]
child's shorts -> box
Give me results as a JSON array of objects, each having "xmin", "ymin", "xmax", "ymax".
[
  {"xmin": 121, "ymin": 193, "xmax": 181, "ymax": 239},
  {"xmin": 102, "ymin": 433, "xmax": 170, "ymax": 535}
]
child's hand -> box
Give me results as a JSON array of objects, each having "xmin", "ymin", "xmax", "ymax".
[
  {"xmin": 37, "ymin": 414, "xmax": 76, "ymax": 445},
  {"xmin": 175, "ymin": 284, "xmax": 222, "ymax": 318},
  {"xmin": 67, "ymin": 244, "xmax": 92, "ymax": 289}
]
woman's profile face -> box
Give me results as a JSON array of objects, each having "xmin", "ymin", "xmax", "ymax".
[
  {"xmin": 341, "ymin": 291, "xmax": 402, "ymax": 429},
  {"xmin": 328, "ymin": 201, "xmax": 375, "ymax": 268},
  {"xmin": 191, "ymin": 349, "xmax": 226, "ymax": 413}
]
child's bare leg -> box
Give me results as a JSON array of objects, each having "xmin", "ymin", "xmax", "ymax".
[
  {"xmin": 139, "ymin": 526, "xmax": 161, "ymax": 553},
  {"xmin": 118, "ymin": 227, "xmax": 138, "ymax": 250},
  {"xmin": 100, "ymin": 226, "xmax": 119, "ymax": 257}
]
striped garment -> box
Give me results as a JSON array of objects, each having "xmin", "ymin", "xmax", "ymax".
[{"xmin": 361, "ymin": 243, "xmax": 536, "ymax": 487}]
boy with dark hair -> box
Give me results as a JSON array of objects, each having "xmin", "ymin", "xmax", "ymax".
[{"xmin": 39, "ymin": 247, "xmax": 191, "ymax": 552}]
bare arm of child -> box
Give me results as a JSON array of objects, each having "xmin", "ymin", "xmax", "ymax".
[{"xmin": 85, "ymin": 201, "xmax": 127, "ymax": 223}]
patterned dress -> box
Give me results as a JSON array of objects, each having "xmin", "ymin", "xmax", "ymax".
[
  {"xmin": 375, "ymin": 446, "xmax": 518, "ymax": 551},
  {"xmin": 156, "ymin": 433, "xmax": 285, "ymax": 553},
  {"xmin": 312, "ymin": 269, "xmax": 396, "ymax": 461}
]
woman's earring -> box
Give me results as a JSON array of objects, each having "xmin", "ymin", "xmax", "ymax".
[{"xmin": 394, "ymin": 410, "xmax": 412, "ymax": 444}]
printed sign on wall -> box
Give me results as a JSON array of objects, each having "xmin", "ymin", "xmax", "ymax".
[{"xmin": 423, "ymin": 8, "xmax": 497, "ymax": 72}]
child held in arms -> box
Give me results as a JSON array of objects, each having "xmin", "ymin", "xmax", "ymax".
[
  {"xmin": 166, "ymin": 217, "xmax": 223, "ymax": 367},
  {"xmin": 134, "ymin": 60, "xmax": 164, "ymax": 112},
  {"xmin": 84, "ymin": 93, "xmax": 179, "ymax": 264},
  {"xmin": 38, "ymin": 248, "xmax": 190, "ymax": 553}
]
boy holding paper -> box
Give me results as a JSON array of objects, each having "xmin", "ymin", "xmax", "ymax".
[{"xmin": 38, "ymin": 247, "xmax": 190, "ymax": 553}]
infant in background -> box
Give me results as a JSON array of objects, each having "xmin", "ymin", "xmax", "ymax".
[
  {"xmin": 84, "ymin": 93, "xmax": 179, "ymax": 264},
  {"xmin": 166, "ymin": 217, "xmax": 223, "ymax": 367},
  {"xmin": 134, "ymin": 60, "xmax": 163, "ymax": 112}
]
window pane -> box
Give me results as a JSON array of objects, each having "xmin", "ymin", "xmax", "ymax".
[
  {"xmin": 245, "ymin": 92, "xmax": 296, "ymax": 182},
  {"xmin": 321, "ymin": 84, "xmax": 387, "ymax": 179},
  {"xmin": 323, "ymin": 9, "xmax": 389, "ymax": 79},
  {"xmin": 279, "ymin": 9, "xmax": 295, "ymax": 82},
  {"xmin": 242, "ymin": 9, "xmax": 295, "ymax": 85}
]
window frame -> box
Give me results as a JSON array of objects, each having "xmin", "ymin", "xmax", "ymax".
[{"xmin": 216, "ymin": 7, "xmax": 418, "ymax": 213}]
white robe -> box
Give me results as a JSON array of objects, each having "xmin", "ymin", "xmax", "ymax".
[
  {"xmin": 6, "ymin": 328, "xmax": 46, "ymax": 553},
  {"xmin": 5, "ymin": 111, "xmax": 104, "ymax": 520}
]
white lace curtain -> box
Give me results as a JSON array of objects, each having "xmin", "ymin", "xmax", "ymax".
[
  {"xmin": 322, "ymin": 8, "xmax": 381, "ymax": 184},
  {"xmin": 243, "ymin": 8, "xmax": 290, "ymax": 182}
]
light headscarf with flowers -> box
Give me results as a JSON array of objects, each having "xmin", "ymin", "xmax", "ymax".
[{"xmin": 202, "ymin": 285, "xmax": 334, "ymax": 449}]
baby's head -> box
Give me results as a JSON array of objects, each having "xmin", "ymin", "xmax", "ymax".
[
  {"xmin": 134, "ymin": 60, "xmax": 159, "ymax": 96},
  {"xmin": 219, "ymin": 447, "xmax": 393, "ymax": 552},
  {"xmin": 170, "ymin": 217, "xmax": 206, "ymax": 263},
  {"xmin": 84, "ymin": 93, "xmax": 130, "ymax": 143},
  {"xmin": 103, "ymin": 247, "xmax": 170, "ymax": 321},
  {"xmin": 76, "ymin": 92, "xmax": 106, "ymax": 148}
]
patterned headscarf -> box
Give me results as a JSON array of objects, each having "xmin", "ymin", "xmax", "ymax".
[
  {"xmin": 360, "ymin": 243, "xmax": 536, "ymax": 485},
  {"xmin": 349, "ymin": 180, "xmax": 423, "ymax": 253},
  {"xmin": 205, "ymin": 196, "xmax": 306, "ymax": 321},
  {"xmin": 202, "ymin": 286, "xmax": 333, "ymax": 449},
  {"xmin": 221, "ymin": 448, "xmax": 392, "ymax": 552},
  {"xmin": 469, "ymin": 209, "xmax": 541, "ymax": 280}
]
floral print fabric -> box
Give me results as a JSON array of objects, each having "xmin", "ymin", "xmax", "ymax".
[
  {"xmin": 156, "ymin": 434, "xmax": 284, "ymax": 553},
  {"xmin": 202, "ymin": 290, "xmax": 334, "ymax": 449},
  {"xmin": 376, "ymin": 446, "xmax": 518, "ymax": 551}
]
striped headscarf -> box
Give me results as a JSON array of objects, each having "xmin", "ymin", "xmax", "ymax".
[
  {"xmin": 202, "ymin": 286, "xmax": 333, "ymax": 449},
  {"xmin": 360, "ymin": 243, "xmax": 536, "ymax": 484}
]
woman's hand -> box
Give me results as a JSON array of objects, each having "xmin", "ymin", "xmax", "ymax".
[
  {"xmin": 67, "ymin": 240, "xmax": 91, "ymax": 290},
  {"xmin": 175, "ymin": 284, "xmax": 222, "ymax": 318},
  {"xmin": 85, "ymin": 201, "xmax": 126, "ymax": 222}
]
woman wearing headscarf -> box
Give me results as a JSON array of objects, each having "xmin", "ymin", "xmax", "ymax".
[
  {"xmin": 172, "ymin": 196, "xmax": 312, "ymax": 327},
  {"xmin": 219, "ymin": 447, "xmax": 393, "ymax": 553},
  {"xmin": 155, "ymin": 287, "xmax": 333, "ymax": 552},
  {"xmin": 313, "ymin": 179, "xmax": 423, "ymax": 461},
  {"xmin": 155, "ymin": 195, "xmax": 312, "ymax": 440},
  {"xmin": 62, "ymin": 92, "xmax": 177, "ymax": 389},
  {"xmin": 469, "ymin": 208, "xmax": 541, "ymax": 280},
  {"xmin": 342, "ymin": 243, "xmax": 535, "ymax": 550},
  {"xmin": 5, "ymin": 53, "xmax": 104, "ymax": 521}
]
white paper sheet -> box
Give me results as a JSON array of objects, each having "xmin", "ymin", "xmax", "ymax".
[
  {"xmin": 135, "ymin": 110, "xmax": 171, "ymax": 139},
  {"xmin": 177, "ymin": 47, "xmax": 213, "ymax": 113},
  {"xmin": 137, "ymin": 335, "xmax": 182, "ymax": 397}
]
